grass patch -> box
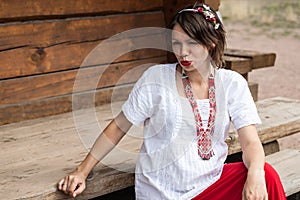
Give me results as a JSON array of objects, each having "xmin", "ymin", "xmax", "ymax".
[{"xmin": 250, "ymin": 1, "xmax": 300, "ymax": 31}]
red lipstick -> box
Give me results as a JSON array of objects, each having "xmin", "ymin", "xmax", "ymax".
[{"xmin": 180, "ymin": 61, "xmax": 192, "ymax": 67}]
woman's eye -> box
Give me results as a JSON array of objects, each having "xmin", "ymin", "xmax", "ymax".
[
  {"xmin": 172, "ymin": 41, "xmax": 180, "ymax": 46},
  {"xmin": 188, "ymin": 41, "xmax": 198, "ymax": 45}
]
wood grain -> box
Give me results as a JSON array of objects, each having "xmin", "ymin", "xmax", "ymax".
[
  {"xmin": 0, "ymin": 12, "xmax": 164, "ymax": 52},
  {"xmin": 226, "ymin": 97, "xmax": 300, "ymax": 155},
  {"xmin": 224, "ymin": 55, "xmax": 252, "ymax": 75},
  {"xmin": 0, "ymin": 34, "xmax": 166, "ymax": 79},
  {"xmin": 0, "ymin": 74, "xmax": 256, "ymax": 126},
  {"xmin": 0, "ymin": 56, "xmax": 166, "ymax": 105},
  {"xmin": 0, "ymin": 84, "xmax": 134, "ymax": 126},
  {"xmin": 0, "ymin": 0, "xmax": 164, "ymax": 21},
  {"xmin": 1, "ymin": 97, "xmax": 299, "ymax": 199},
  {"xmin": 266, "ymin": 149, "xmax": 300, "ymax": 196},
  {"xmin": 224, "ymin": 49, "xmax": 276, "ymax": 69}
]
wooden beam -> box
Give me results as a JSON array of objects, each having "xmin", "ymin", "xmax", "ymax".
[
  {"xmin": 0, "ymin": 81, "xmax": 258, "ymax": 126},
  {"xmin": 224, "ymin": 55, "xmax": 252, "ymax": 75},
  {"xmin": 0, "ymin": 0, "xmax": 164, "ymax": 22},
  {"xmin": 0, "ymin": 56, "xmax": 166, "ymax": 105},
  {"xmin": 224, "ymin": 49, "xmax": 276, "ymax": 69},
  {"xmin": 163, "ymin": 0, "xmax": 195, "ymax": 26},
  {"xmin": 0, "ymin": 84, "xmax": 134, "ymax": 126},
  {"xmin": 0, "ymin": 12, "xmax": 165, "ymax": 52},
  {"xmin": 0, "ymin": 34, "xmax": 166, "ymax": 79}
]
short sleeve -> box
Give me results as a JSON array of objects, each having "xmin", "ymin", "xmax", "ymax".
[
  {"xmin": 122, "ymin": 69, "xmax": 155, "ymax": 126},
  {"xmin": 227, "ymin": 72, "xmax": 262, "ymax": 130}
]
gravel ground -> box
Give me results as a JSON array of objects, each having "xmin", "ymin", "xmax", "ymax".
[{"xmin": 224, "ymin": 21, "xmax": 300, "ymax": 150}]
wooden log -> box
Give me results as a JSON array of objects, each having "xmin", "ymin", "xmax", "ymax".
[
  {"xmin": 163, "ymin": 0, "xmax": 195, "ymax": 26},
  {"xmin": 0, "ymin": 84, "xmax": 134, "ymax": 126},
  {"xmin": 0, "ymin": 81, "xmax": 258, "ymax": 126},
  {"xmin": 0, "ymin": 56, "xmax": 166, "ymax": 105},
  {"xmin": 0, "ymin": 0, "xmax": 164, "ymax": 22},
  {"xmin": 224, "ymin": 49, "xmax": 276, "ymax": 69},
  {"xmin": 0, "ymin": 33, "xmax": 166, "ymax": 79},
  {"xmin": 0, "ymin": 12, "xmax": 165, "ymax": 52}
]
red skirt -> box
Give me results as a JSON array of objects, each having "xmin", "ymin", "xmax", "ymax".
[{"xmin": 192, "ymin": 162, "xmax": 286, "ymax": 200}]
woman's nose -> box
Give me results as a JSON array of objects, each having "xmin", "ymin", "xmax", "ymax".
[{"xmin": 180, "ymin": 45, "xmax": 189, "ymax": 58}]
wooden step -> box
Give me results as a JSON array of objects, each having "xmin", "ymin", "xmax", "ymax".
[
  {"xmin": 0, "ymin": 97, "xmax": 299, "ymax": 199},
  {"xmin": 266, "ymin": 149, "xmax": 300, "ymax": 197},
  {"xmin": 226, "ymin": 97, "xmax": 300, "ymax": 155}
]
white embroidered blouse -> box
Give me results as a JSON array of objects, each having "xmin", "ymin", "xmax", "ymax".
[{"xmin": 122, "ymin": 63, "xmax": 261, "ymax": 200}]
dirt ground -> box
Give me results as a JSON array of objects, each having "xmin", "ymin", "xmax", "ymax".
[{"xmin": 225, "ymin": 22, "xmax": 300, "ymax": 150}]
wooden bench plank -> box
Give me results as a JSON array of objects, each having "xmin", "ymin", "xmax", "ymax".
[
  {"xmin": 224, "ymin": 49, "xmax": 276, "ymax": 70},
  {"xmin": 0, "ymin": 101, "xmax": 139, "ymax": 199},
  {"xmin": 1, "ymin": 97, "xmax": 299, "ymax": 199},
  {"xmin": 266, "ymin": 149, "xmax": 300, "ymax": 197},
  {"xmin": 226, "ymin": 97, "xmax": 300, "ymax": 155},
  {"xmin": 224, "ymin": 55, "xmax": 252, "ymax": 75}
]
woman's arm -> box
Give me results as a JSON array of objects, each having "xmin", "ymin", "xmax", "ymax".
[
  {"xmin": 238, "ymin": 124, "xmax": 268, "ymax": 200},
  {"xmin": 57, "ymin": 111, "xmax": 132, "ymax": 197}
]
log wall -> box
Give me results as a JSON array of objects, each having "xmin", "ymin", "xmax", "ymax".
[{"xmin": 0, "ymin": 0, "xmax": 170, "ymax": 125}]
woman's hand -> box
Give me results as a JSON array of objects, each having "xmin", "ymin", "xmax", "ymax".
[
  {"xmin": 238, "ymin": 125, "xmax": 268, "ymax": 199},
  {"xmin": 242, "ymin": 169, "xmax": 268, "ymax": 200},
  {"xmin": 57, "ymin": 170, "xmax": 87, "ymax": 198},
  {"xmin": 57, "ymin": 112, "xmax": 131, "ymax": 197}
]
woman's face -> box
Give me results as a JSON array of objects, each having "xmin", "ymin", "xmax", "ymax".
[{"xmin": 171, "ymin": 24, "xmax": 210, "ymax": 72}]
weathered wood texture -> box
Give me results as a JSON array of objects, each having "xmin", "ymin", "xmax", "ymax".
[
  {"xmin": 0, "ymin": 0, "xmax": 276, "ymax": 126},
  {"xmin": 0, "ymin": 13, "xmax": 165, "ymax": 79},
  {"xmin": 0, "ymin": 48, "xmax": 274, "ymax": 126},
  {"xmin": 266, "ymin": 149, "xmax": 300, "ymax": 197},
  {"xmin": 0, "ymin": 0, "xmax": 167, "ymax": 125},
  {"xmin": 224, "ymin": 49, "xmax": 276, "ymax": 70},
  {"xmin": 1, "ymin": 97, "xmax": 299, "ymax": 199},
  {"xmin": 163, "ymin": 0, "xmax": 195, "ymax": 26},
  {"xmin": 0, "ymin": 0, "xmax": 164, "ymax": 21},
  {"xmin": 226, "ymin": 97, "xmax": 300, "ymax": 155}
]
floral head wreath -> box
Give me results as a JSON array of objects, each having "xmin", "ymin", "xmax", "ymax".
[{"xmin": 178, "ymin": 4, "xmax": 220, "ymax": 30}]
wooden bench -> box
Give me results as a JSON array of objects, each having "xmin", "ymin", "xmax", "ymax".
[
  {"xmin": 1, "ymin": 97, "xmax": 299, "ymax": 199},
  {"xmin": 265, "ymin": 149, "xmax": 300, "ymax": 198}
]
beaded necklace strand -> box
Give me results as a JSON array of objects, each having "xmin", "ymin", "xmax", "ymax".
[{"xmin": 181, "ymin": 70, "xmax": 216, "ymax": 160}]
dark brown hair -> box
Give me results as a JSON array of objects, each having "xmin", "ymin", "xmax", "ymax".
[{"xmin": 169, "ymin": 3, "xmax": 226, "ymax": 67}]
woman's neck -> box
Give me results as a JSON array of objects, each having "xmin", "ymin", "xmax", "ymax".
[{"xmin": 184, "ymin": 63, "xmax": 210, "ymax": 86}]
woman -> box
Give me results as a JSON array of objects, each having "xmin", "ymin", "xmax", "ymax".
[{"xmin": 58, "ymin": 3, "xmax": 286, "ymax": 200}]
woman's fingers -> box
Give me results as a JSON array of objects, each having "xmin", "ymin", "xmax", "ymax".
[
  {"xmin": 61, "ymin": 176, "xmax": 69, "ymax": 194},
  {"xmin": 57, "ymin": 174, "xmax": 86, "ymax": 197},
  {"xmin": 69, "ymin": 176, "xmax": 84, "ymax": 197},
  {"xmin": 57, "ymin": 178, "xmax": 65, "ymax": 190},
  {"xmin": 73, "ymin": 182, "xmax": 86, "ymax": 197}
]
